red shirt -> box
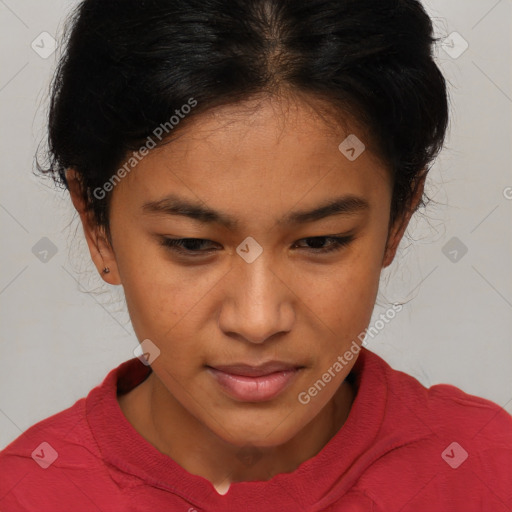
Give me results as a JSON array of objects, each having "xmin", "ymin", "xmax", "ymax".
[{"xmin": 1, "ymin": 347, "xmax": 511, "ymax": 511}]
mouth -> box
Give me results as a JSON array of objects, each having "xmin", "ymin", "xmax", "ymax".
[{"xmin": 205, "ymin": 362, "xmax": 305, "ymax": 402}]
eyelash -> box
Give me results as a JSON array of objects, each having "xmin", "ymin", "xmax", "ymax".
[{"xmin": 160, "ymin": 235, "xmax": 354, "ymax": 256}]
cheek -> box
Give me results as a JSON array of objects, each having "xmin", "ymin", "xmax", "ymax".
[
  {"xmin": 123, "ymin": 271, "xmax": 194, "ymax": 336},
  {"xmin": 294, "ymin": 263, "xmax": 380, "ymax": 343},
  {"xmin": 289, "ymin": 238, "xmax": 385, "ymax": 357},
  {"xmin": 121, "ymin": 249, "xmax": 229, "ymax": 359}
]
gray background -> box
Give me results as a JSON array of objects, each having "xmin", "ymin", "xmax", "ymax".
[{"xmin": 1, "ymin": 0, "xmax": 511, "ymax": 449}]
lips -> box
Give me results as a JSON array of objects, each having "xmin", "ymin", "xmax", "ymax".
[
  {"xmin": 209, "ymin": 362, "xmax": 302, "ymax": 377},
  {"xmin": 206, "ymin": 361, "xmax": 304, "ymax": 402}
]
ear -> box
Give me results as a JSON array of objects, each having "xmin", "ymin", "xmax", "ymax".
[
  {"xmin": 65, "ymin": 169, "xmax": 122, "ymax": 285},
  {"xmin": 381, "ymin": 171, "xmax": 426, "ymax": 268}
]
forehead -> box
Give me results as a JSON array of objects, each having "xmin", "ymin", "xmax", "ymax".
[
  {"xmin": 111, "ymin": 94, "xmax": 391, "ymax": 223},
  {"xmin": 156, "ymin": 93, "xmax": 372, "ymax": 160}
]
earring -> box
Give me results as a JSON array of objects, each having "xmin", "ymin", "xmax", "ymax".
[{"xmin": 102, "ymin": 267, "xmax": 110, "ymax": 274}]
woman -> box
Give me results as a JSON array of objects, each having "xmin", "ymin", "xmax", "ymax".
[{"xmin": 1, "ymin": 0, "xmax": 511, "ymax": 510}]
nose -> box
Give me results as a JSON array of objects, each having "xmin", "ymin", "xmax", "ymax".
[{"xmin": 218, "ymin": 256, "xmax": 295, "ymax": 344}]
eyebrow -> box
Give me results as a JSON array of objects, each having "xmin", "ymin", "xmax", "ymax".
[{"xmin": 141, "ymin": 193, "xmax": 369, "ymax": 229}]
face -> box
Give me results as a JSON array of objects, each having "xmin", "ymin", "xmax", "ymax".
[{"xmin": 70, "ymin": 94, "xmax": 417, "ymax": 447}]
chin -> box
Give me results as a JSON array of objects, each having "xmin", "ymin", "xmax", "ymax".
[{"xmin": 210, "ymin": 415, "xmax": 303, "ymax": 449}]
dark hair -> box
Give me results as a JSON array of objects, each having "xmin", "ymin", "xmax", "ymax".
[{"xmin": 37, "ymin": 0, "xmax": 449, "ymax": 245}]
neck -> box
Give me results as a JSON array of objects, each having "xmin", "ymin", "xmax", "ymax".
[{"xmin": 119, "ymin": 369, "xmax": 355, "ymax": 494}]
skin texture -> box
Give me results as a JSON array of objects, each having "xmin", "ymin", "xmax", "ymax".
[{"xmin": 66, "ymin": 93, "xmax": 424, "ymax": 494}]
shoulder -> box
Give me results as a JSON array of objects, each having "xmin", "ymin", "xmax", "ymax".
[
  {"xmin": 382, "ymin": 356, "xmax": 512, "ymax": 441},
  {"xmin": 357, "ymin": 350, "xmax": 512, "ymax": 510},
  {"xmin": 0, "ymin": 396, "xmax": 92, "ymax": 465},
  {"xmin": 0, "ymin": 399, "xmax": 97, "ymax": 511},
  {"xmin": 0, "ymin": 369, "xmax": 131, "ymax": 512}
]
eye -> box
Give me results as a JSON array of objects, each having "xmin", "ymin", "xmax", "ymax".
[
  {"xmin": 293, "ymin": 235, "xmax": 354, "ymax": 254},
  {"xmin": 160, "ymin": 237, "xmax": 219, "ymax": 256},
  {"xmin": 159, "ymin": 235, "xmax": 355, "ymax": 258}
]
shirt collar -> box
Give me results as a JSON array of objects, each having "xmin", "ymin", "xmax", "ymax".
[{"xmin": 86, "ymin": 346, "xmax": 387, "ymax": 509}]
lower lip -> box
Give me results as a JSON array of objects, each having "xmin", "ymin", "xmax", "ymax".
[{"xmin": 206, "ymin": 367, "xmax": 301, "ymax": 402}]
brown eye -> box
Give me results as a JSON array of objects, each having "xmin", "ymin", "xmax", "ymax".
[
  {"xmin": 160, "ymin": 237, "xmax": 219, "ymax": 255},
  {"xmin": 293, "ymin": 236, "xmax": 354, "ymax": 254}
]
